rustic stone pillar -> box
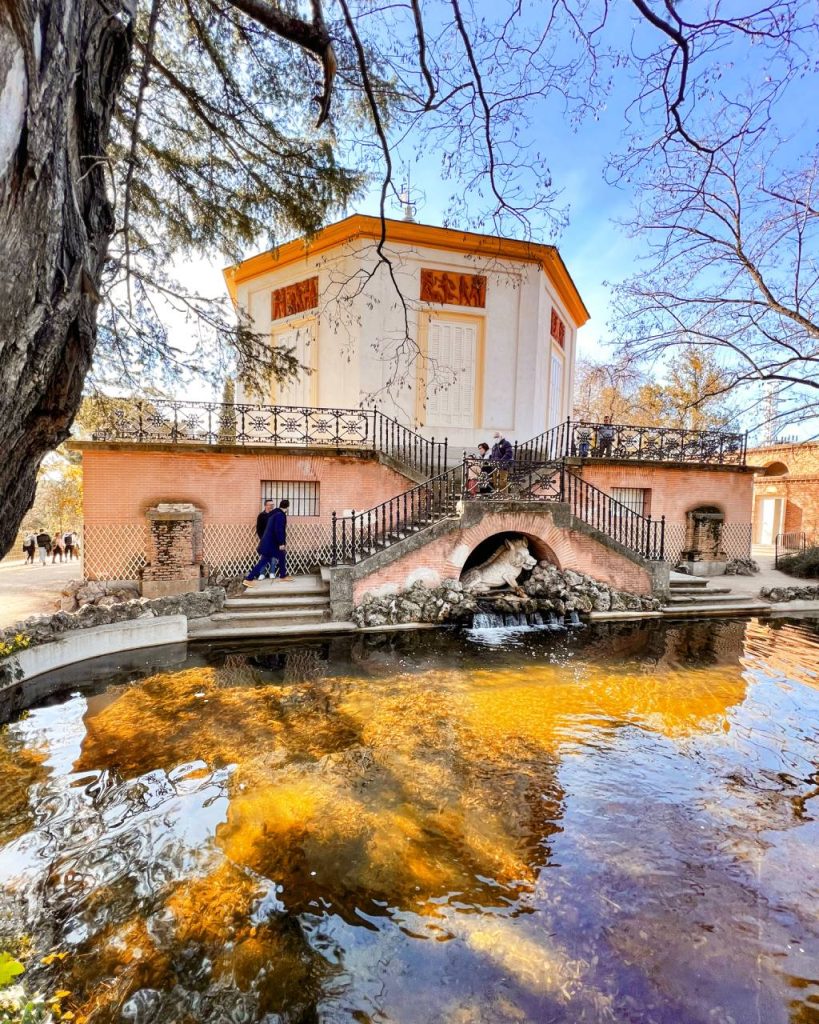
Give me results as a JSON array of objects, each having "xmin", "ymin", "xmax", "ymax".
[{"xmin": 141, "ymin": 503, "xmax": 204, "ymax": 598}]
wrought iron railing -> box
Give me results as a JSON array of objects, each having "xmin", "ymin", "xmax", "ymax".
[
  {"xmin": 562, "ymin": 471, "xmax": 666, "ymax": 561},
  {"xmin": 332, "ymin": 465, "xmax": 464, "ymax": 565},
  {"xmin": 463, "ymin": 457, "xmax": 562, "ymax": 501},
  {"xmin": 86, "ymin": 398, "xmax": 448, "ymax": 478},
  {"xmin": 515, "ymin": 418, "xmax": 747, "ymax": 466},
  {"xmin": 332, "ymin": 460, "xmax": 666, "ymax": 566},
  {"xmin": 775, "ymin": 531, "xmax": 807, "ymax": 567}
]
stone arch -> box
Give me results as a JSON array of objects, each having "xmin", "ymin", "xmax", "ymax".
[
  {"xmin": 460, "ymin": 530, "xmax": 559, "ymax": 577},
  {"xmin": 763, "ymin": 461, "xmax": 789, "ymax": 476},
  {"xmin": 447, "ymin": 511, "xmax": 578, "ymax": 574}
]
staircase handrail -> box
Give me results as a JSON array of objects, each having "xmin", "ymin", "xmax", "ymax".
[
  {"xmin": 332, "ymin": 463, "xmax": 464, "ymax": 565},
  {"xmin": 562, "ymin": 469, "xmax": 666, "ymax": 561},
  {"xmin": 331, "ymin": 457, "xmax": 664, "ymax": 567}
]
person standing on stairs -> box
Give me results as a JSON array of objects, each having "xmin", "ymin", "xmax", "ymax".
[
  {"xmin": 490, "ymin": 431, "xmax": 514, "ymax": 492},
  {"xmin": 244, "ymin": 499, "xmax": 289, "ymax": 587},
  {"xmin": 256, "ymin": 499, "xmax": 275, "ymax": 578}
]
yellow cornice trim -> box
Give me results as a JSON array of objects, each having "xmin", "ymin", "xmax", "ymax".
[{"xmin": 223, "ymin": 214, "xmax": 590, "ymax": 327}]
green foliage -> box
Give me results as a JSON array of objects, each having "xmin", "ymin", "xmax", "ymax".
[{"xmin": 776, "ymin": 547, "xmax": 819, "ymax": 579}]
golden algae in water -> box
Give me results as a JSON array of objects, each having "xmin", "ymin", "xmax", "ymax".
[
  {"xmin": 0, "ymin": 735, "xmax": 48, "ymax": 846},
  {"xmin": 1, "ymin": 621, "xmax": 818, "ymax": 1024}
]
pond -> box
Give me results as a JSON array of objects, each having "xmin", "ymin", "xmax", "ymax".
[{"xmin": 1, "ymin": 617, "xmax": 818, "ymax": 1023}]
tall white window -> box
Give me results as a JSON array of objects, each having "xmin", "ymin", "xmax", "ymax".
[
  {"xmin": 272, "ymin": 321, "xmax": 316, "ymax": 407},
  {"xmin": 425, "ymin": 318, "xmax": 478, "ymax": 428},
  {"xmin": 549, "ymin": 352, "xmax": 563, "ymax": 427}
]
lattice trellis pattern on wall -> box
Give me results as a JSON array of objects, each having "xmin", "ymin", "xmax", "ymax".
[
  {"xmin": 664, "ymin": 522, "xmax": 753, "ymax": 565},
  {"xmin": 202, "ymin": 521, "xmax": 334, "ymax": 578},
  {"xmin": 83, "ymin": 523, "xmax": 148, "ymax": 580}
]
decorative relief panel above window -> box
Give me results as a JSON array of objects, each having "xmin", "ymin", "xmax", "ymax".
[
  {"xmin": 271, "ymin": 276, "xmax": 318, "ymax": 320},
  {"xmin": 551, "ymin": 308, "xmax": 567, "ymax": 348},
  {"xmin": 420, "ymin": 269, "xmax": 486, "ymax": 308}
]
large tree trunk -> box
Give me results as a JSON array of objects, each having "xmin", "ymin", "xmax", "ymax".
[{"xmin": 0, "ymin": 0, "xmax": 132, "ymax": 558}]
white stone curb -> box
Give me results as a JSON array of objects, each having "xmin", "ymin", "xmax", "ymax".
[{"xmin": 1, "ymin": 615, "xmax": 188, "ymax": 684}]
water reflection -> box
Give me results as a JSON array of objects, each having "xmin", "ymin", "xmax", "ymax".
[{"xmin": 0, "ymin": 618, "xmax": 817, "ymax": 1023}]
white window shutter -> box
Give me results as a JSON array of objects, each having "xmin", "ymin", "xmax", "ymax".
[
  {"xmin": 426, "ymin": 319, "xmax": 477, "ymax": 427},
  {"xmin": 275, "ymin": 324, "xmax": 314, "ymax": 406}
]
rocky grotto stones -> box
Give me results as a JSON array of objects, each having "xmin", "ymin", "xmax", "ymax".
[
  {"xmin": 352, "ymin": 561, "xmax": 661, "ymax": 627},
  {"xmin": 761, "ymin": 584, "xmax": 819, "ymax": 603}
]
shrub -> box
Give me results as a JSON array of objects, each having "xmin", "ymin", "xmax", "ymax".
[{"xmin": 777, "ymin": 546, "xmax": 819, "ymax": 578}]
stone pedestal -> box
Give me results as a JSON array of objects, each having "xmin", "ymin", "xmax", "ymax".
[{"xmin": 141, "ymin": 503, "xmax": 204, "ymax": 598}]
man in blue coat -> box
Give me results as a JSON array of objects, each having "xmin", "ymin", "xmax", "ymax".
[{"xmin": 244, "ymin": 499, "xmax": 289, "ymax": 586}]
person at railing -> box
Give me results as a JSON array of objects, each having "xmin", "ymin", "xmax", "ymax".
[
  {"xmin": 244, "ymin": 499, "xmax": 289, "ymax": 587},
  {"xmin": 490, "ymin": 431, "xmax": 514, "ymax": 491},
  {"xmin": 596, "ymin": 415, "xmax": 615, "ymax": 457},
  {"xmin": 576, "ymin": 427, "xmax": 592, "ymax": 458},
  {"xmin": 466, "ymin": 442, "xmax": 491, "ymax": 496}
]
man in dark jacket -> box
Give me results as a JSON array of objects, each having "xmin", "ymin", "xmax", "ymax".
[
  {"xmin": 256, "ymin": 499, "xmax": 274, "ymax": 540},
  {"xmin": 490, "ymin": 431, "xmax": 514, "ymax": 491},
  {"xmin": 244, "ymin": 499, "xmax": 289, "ymax": 586}
]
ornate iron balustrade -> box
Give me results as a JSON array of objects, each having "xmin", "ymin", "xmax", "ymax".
[
  {"xmin": 562, "ymin": 471, "xmax": 666, "ymax": 561},
  {"xmin": 332, "ymin": 460, "xmax": 665, "ymax": 565},
  {"xmin": 87, "ymin": 398, "xmax": 448, "ymax": 478},
  {"xmin": 463, "ymin": 457, "xmax": 562, "ymax": 501},
  {"xmin": 516, "ymin": 418, "xmax": 747, "ymax": 466}
]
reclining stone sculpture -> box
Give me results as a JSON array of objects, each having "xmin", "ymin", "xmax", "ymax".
[{"xmin": 461, "ymin": 537, "xmax": 537, "ymax": 597}]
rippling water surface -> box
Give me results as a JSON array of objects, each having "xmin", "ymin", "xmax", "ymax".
[{"xmin": 1, "ymin": 617, "xmax": 818, "ymax": 1023}]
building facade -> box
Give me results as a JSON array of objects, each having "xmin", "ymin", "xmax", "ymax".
[
  {"xmin": 749, "ymin": 441, "xmax": 819, "ymax": 545},
  {"xmin": 224, "ymin": 214, "xmax": 589, "ymax": 452},
  {"xmin": 73, "ymin": 218, "xmax": 757, "ymax": 594}
]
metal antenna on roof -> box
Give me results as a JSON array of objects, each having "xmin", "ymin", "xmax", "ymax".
[{"xmin": 391, "ymin": 166, "xmax": 423, "ymax": 223}]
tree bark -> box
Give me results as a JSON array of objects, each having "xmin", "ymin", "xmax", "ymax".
[{"xmin": 0, "ymin": 0, "xmax": 132, "ymax": 558}]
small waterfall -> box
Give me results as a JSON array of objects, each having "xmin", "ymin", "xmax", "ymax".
[
  {"xmin": 469, "ymin": 605, "xmax": 586, "ymax": 632},
  {"xmin": 472, "ymin": 610, "xmax": 506, "ymax": 629}
]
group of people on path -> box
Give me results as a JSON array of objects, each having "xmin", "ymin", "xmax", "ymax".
[
  {"xmin": 243, "ymin": 498, "xmax": 289, "ymax": 587},
  {"xmin": 22, "ymin": 530, "xmax": 79, "ymax": 566},
  {"xmin": 466, "ymin": 430, "xmax": 514, "ymax": 496}
]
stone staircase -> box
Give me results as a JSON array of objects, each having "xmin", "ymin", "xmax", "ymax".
[
  {"xmin": 662, "ymin": 572, "xmax": 771, "ymax": 618},
  {"xmin": 188, "ymin": 575, "xmax": 355, "ymax": 640}
]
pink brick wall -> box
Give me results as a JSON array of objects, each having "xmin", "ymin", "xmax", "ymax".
[
  {"xmin": 353, "ymin": 509, "xmax": 653, "ymax": 602},
  {"xmin": 577, "ymin": 463, "xmax": 755, "ymax": 526},
  {"xmin": 81, "ymin": 446, "xmax": 415, "ymax": 527}
]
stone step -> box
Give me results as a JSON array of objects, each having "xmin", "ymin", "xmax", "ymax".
[
  {"xmin": 225, "ymin": 594, "xmax": 330, "ymax": 610},
  {"xmin": 669, "ymin": 575, "xmax": 709, "ymax": 589},
  {"xmin": 239, "ymin": 575, "xmax": 328, "ymax": 596},
  {"xmin": 669, "ymin": 586, "xmax": 732, "ymax": 596},
  {"xmin": 205, "ymin": 606, "xmax": 329, "ymax": 625},
  {"xmin": 188, "ymin": 620, "xmax": 357, "ymax": 640},
  {"xmin": 667, "ymin": 591, "xmax": 741, "ymax": 604},
  {"xmin": 661, "ymin": 600, "xmax": 771, "ymax": 618}
]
